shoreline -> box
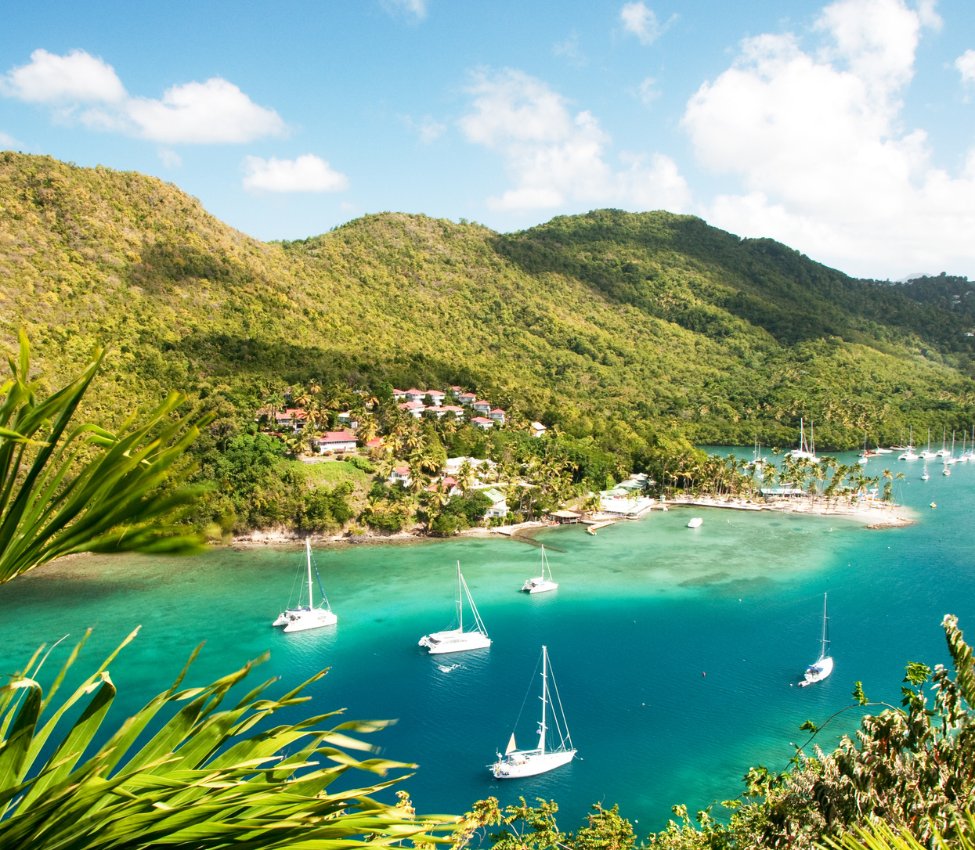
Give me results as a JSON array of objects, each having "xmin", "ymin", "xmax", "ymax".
[
  {"xmin": 662, "ymin": 494, "xmax": 917, "ymax": 529},
  {"xmin": 230, "ymin": 495, "xmax": 915, "ymax": 549}
]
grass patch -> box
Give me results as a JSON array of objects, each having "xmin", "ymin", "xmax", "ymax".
[{"xmin": 300, "ymin": 458, "xmax": 373, "ymax": 489}]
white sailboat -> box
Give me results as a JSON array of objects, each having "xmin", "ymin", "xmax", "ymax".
[
  {"xmin": 272, "ymin": 538, "xmax": 338, "ymax": 633},
  {"xmin": 787, "ymin": 417, "xmax": 820, "ymax": 463},
  {"xmin": 521, "ymin": 545, "xmax": 558, "ymax": 594},
  {"xmin": 798, "ymin": 593, "xmax": 833, "ymax": 687},
  {"xmin": 418, "ymin": 562, "xmax": 491, "ymax": 654},
  {"xmin": 490, "ymin": 645, "xmax": 576, "ymax": 779},
  {"xmin": 747, "ymin": 438, "xmax": 766, "ymax": 469},
  {"xmin": 898, "ymin": 427, "xmax": 919, "ymax": 461}
]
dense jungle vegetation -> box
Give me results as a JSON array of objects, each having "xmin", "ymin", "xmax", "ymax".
[{"xmin": 2, "ymin": 152, "xmax": 974, "ymax": 535}]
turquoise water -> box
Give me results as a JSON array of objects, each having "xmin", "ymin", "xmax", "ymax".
[{"xmin": 2, "ymin": 451, "xmax": 975, "ymax": 834}]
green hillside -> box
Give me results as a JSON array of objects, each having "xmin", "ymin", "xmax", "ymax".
[{"xmin": 1, "ymin": 151, "xmax": 973, "ymax": 449}]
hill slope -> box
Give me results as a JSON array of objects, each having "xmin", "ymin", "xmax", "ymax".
[{"xmin": 1, "ymin": 152, "xmax": 972, "ymax": 448}]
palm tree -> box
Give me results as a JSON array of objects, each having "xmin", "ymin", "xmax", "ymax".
[{"xmin": 0, "ymin": 332, "xmax": 208, "ymax": 585}]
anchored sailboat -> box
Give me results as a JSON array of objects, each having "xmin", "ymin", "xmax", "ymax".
[
  {"xmin": 787, "ymin": 417, "xmax": 820, "ymax": 464},
  {"xmin": 272, "ymin": 538, "xmax": 338, "ymax": 633},
  {"xmin": 798, "ymin": 593, "xmax": 833, "ymax": 687},
  {"xmin": 521, "ymin": 545, "xmax": 558, "ymax": 594},
  {"xmin": 490, "ymin": 645, "xmax": 576, "ymax": 779},
  {"xmin": 418, "ymin": 562, "xmax": 491, "ymax": 654}
]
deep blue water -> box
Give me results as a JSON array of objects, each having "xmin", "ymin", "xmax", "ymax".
[{"xmin": 1, "ymin": 451, "xmax": 974, "ymax": 835}]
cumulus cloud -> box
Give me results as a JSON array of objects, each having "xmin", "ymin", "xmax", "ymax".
[
  {"xmin": 957, "ymin": 49, "xmax": 975, "ymax": 86},
  {"xmin": 1, "ymin": 48, "xmax": 285, "ymax": 145},
  {"xmin": 1, "ymin": 48, "xmax": 126, "ymax": 104},
  {"xmin": 0, "ymin": 130, "xmax": 20, "ymax": 148},
  {"xmin": 681, "ymin": 0, "xmax": 974, "ymax": 278},
  {"xmin": 127, "ymin": 79, "xmax": 285, "ymax": 143},
  {"xmin": 242, "ymin": 154, "xmax": 349, "ymax": 193},
  {"xmin": 460, "ymin": 68, "xmax": 690, "ymax": 213}
]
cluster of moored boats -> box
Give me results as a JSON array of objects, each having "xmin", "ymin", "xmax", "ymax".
[
  {"xmin": 880, "ymin": 427, "xmax": 975, "ymax": 479},
  {"xmin": 272, "ymin": 542, "xmax": 576, "ymax": 779}
]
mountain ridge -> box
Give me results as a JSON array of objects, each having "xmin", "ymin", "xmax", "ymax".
[{"xmin": 1, "ymin": 151, "xmax": 972, "ymax": 448}]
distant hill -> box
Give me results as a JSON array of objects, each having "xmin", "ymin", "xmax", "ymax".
[{"xmin": 1, "ymin": 151, "xmax": 972, "ymax": 449}]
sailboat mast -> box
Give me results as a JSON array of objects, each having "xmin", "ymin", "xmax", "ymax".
[
  {"xmin": 306, "ymin": 538, "xmax": 314, "ymax": 607},
  {"xmin": 820, "ymin": 594, "xmax": 830, "ymax": 659},
  {"xmin": 538, "ymin": 645, "xmax": 549, "ymax": 754},
  {"xmin": 456, "ymin": 561, "xmax": 463, "ymax": 631}
]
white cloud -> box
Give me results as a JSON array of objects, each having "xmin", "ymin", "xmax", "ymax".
[
  {"xmin": 242, "ymin": 154, "xmax": 349, "ymax": 193},
  {"xmin": 553, "ymin": 32, "xmax": 587, "ymax": 67},
  {"xmin": 957, "ymin": 49, "xmax": 975, "ymax": 86},
  {"xmin": 1, "ymin": 49, "xmax": 285, "ymax": 146},
  {"xmin": 1, "ymin": 48, "xmax": 126, "ymax": 104},
  {"xmin": 681, "ymin": 0, "xmax": 973, "ymax": 279},
  {"xmin": 460, "ymin": 68, "xmax": 690, "ymax": 213},
  {"xmin": 0, "ymin": 130, "xmax": 20, "ymax": 148},
  {"xmin": 636, "ymin": 76, "xmax": 660, "ymax": 106},
  {"xmin": 620, "ymin": 2, "xmax": 672, "ymax": 46},
  {"xmin": 383, "ymin": 0, "xmax": 428, "ymax": 20},
  {"xmin": 127, "ymin": 79, "xmax": 285, "ymax": 144}
]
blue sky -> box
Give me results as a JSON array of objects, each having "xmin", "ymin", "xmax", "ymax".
[{"xmin": 2, "ymin": 0, "xmax": 973, "ymax": 279}]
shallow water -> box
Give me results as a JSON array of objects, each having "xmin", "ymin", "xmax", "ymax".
[{"xmin": 1, "ymin": 451, "xmax": 973, "ymax": 834}]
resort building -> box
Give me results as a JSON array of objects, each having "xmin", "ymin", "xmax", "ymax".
[{"xmin": 313, "ymin": 430, "xmax": 358, "ymax": 454}]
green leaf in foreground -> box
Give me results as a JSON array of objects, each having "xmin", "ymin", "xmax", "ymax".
[
  {"xmin": 0, "ymin": 629, "xmax": 458, "ymax": 849},
  {"xmin": 0, "ymin": 330, "xmax": 211, "ymax": 584}
]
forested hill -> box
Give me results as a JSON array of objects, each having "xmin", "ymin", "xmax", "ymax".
[{"xmin": 1, "ymin": 151, "xmax": 973, "ymax": 448}]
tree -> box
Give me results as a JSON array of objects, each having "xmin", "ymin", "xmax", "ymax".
[
  {"xmin": 0, "ymin": 332, "xmax": 208, "ymax": 585},
  {"xmin": 0, "ymin": 630, "xmax": 455, "ymax": 848}
]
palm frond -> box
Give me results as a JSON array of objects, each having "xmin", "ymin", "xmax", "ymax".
[
  {"xmin": 0, "ymin": 332, "xmax": 211, "ymax": 584},
  {"xmin": 0, "ymin": 634, "xmax": 456, "ymax": 848}
]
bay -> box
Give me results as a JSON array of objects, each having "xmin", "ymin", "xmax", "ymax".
[{"xmin": 2, "ymin": 451, "xmax": 974, "ymax": 833}]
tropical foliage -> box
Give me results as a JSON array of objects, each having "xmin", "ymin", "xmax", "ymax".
[
  {"xmin": 2, "ymin": 153, "xmax": 974, "ymax": 462},
  {"xmin": 0, "ymin": 331, "xmax": 207, "ymax": 584},
  {"xmin": 0, "ymin": 629, "xmax": 456, "ymax": 848}
]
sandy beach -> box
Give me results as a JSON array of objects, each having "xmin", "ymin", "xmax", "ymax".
[{"xmin": 663, "ymin": 494, "xmax": 917, "ymax": 528}]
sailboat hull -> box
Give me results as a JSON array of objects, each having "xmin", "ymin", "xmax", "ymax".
[
  {"xmin": 279, "ymin": 608, "xmax": 338, "ymax": 632},
  {"xmin": 491, "ymin": 748, "xmax": 576, "ymax": 779},
  {"xmin": 798, "ymin": 655, "xmax": 833, "ymax": 687},
  {"xmin": 418, "ymin": 628, "xmax": 491, "ymax": 654},
  {"xmin": 521, "ymin": 578, "xmax": 558, "ymax": 594}
]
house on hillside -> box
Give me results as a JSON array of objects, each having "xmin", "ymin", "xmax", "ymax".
[
  {"xmin": 471, "ymin": 416, "xmax": 494, "ymax": 430},
  {"xmin": 480, "ymin": 487, "xmax": 509, "ymax": 519},
  {"xmin": 275, "ymin": 409, "xmax": 307, "ymax": 431},
  {"xmin": 399, "ymin": 401, "xmax": 425, "ymax": 419},
  {"xmin": 390, "ymin": 465, "xmax": 411, "ymax": 487},
  {"xmin": 313, "ymin": 430, "xmax": 358, "ymax": 454},
  {"xmin": 489, "ymin": 408, "xmax": 506, "ymax": 424},
  {"xmin": 472, "ymin": 400, "xmax": 492, "ymax": 415},
  {"xmin": 425, "ymin": 390, "xmax": 446, "ymax": 406},
  {"xmin": 458, "ymin": 392, "xmax": 477, "ymax": 406},
  {"xmin": 530, "ymin": 421, "xmax": 547, "ymax": 438}
]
